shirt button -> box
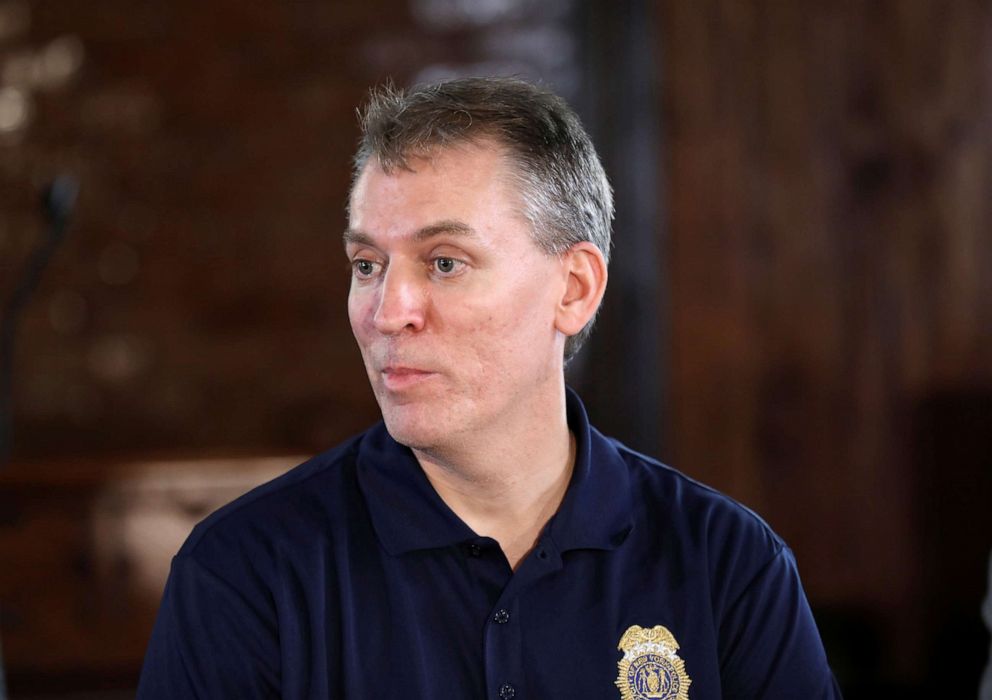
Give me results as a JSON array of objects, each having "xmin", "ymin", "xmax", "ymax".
[
  {"xmin": 468, "ymin": 544, "xmax": 482, "ymax": 557},
  {"xmin": 499, "ymin": 683, "xmax": 516, "ymax": 699},
  {"xmin": 493, "ymin": 609, "xmax": 510, "ymax": 624}
]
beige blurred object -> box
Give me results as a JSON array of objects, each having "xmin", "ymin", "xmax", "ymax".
[
  {"xmin": 0, "ymin": 85, "xmax": 28, "ymax": 134},
  {"xmin": 0, "ymin": 453, "xmax": 300, "ymax": 676},
  {"xmin": 90, "ymin": 456, "xmax": 301, "ymax": 598},
  {"xmin": 1, "ymin": 35, "xmax": 84, "ymax": 91}
]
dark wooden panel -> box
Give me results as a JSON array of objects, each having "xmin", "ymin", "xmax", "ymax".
[{"xmin": 660, "ymin": 0, "xmax": 992, "ymax": 690}]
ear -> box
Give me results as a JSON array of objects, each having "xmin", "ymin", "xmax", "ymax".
[{"xmin": 555, "ymin": 242, "xmax": 608, "ymax": 338}]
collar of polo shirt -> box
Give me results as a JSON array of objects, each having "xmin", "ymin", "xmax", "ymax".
[{"xmin": 357, "ymin": 387, "xmax": 635, "ymax": 558}]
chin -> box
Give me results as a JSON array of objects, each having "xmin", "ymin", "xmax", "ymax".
[{"xmin": 378, "ymin": 403, "xmax": 449, "ymax": 451}]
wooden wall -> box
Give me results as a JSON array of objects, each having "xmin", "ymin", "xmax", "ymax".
[
  {"xmin": 660, "ymin": 0, "xmax": 992, "ymax": 692},
  {"xmin": 0, "ymin": 1, "xmax": 396, "ymax": 462},
  {"xmin": 2, "ymin": 0, "xmax": 991, "ymax": 695},
  {"xmin": 0, "ymin": 0, "xmax": 586, "ymax": 694}
]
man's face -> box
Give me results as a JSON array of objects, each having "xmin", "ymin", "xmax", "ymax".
[{"xmin": 346, "ymin": 142, "xmax": 567, "ymax": 451}]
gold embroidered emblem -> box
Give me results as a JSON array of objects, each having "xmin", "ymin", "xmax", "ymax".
[{"xmin": 615, "ymin": 625, "xmax": 692, "ymax": 700}]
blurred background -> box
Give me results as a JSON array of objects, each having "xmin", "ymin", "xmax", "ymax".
[{"xmin": 0, "ymin": 0, "xmax": 990, "ymax": 698}]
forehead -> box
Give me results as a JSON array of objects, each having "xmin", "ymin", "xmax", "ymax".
[{"xmin": 348, "ymin": 142, "xmax": 526, "ymax": 230}]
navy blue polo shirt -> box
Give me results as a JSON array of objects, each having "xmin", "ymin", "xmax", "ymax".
[{"xmin": 137, "ymin": 390, "xmax": 841, "ymax": 699}]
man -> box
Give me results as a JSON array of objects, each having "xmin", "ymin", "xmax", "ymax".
[{"xmin": 137, "ymin": 77, "xmax": 841, "ymax": 699}]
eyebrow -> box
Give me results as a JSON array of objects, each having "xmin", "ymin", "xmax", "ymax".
[{"xmin": 343, "ymin": 220, "xmax": 475, "ymax": 247}]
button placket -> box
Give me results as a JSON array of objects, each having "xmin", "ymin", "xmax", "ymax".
[
  {"xmin": 484, "ymin": 594, "xmax": 523, "ymax": 700},
  {"xmin": 483, "ymin": 540, "xmax": 563, "ymax": 700}
]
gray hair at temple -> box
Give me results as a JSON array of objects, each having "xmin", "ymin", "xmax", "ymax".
[{"xmin": 351, "ymin": 76, "xmax": 614, "ymax": 362}]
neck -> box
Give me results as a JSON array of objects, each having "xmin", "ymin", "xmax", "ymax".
[{"xmin": 413, "ymin": 384, "xmax": 575, "ymax": 570}]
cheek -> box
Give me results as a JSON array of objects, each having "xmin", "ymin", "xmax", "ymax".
[
  {"xmin": 455, "ymin": 291, "xmax": 556, "ymax": 363},
  {"xmin": 494, "ymin": 279, "xmax": 558, "ymax": 337},
  {"xmin": 347, "ymin": 296, "xmax": 377, "ymax": 352}
]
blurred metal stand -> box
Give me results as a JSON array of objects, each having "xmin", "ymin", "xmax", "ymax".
[
  {"xmin": 0, "ymin": 177, "xmax": 75, "ymax": 700},
  {"xmin": 0, "ymin": 176, "xmax": 77, "ymax": 469}
]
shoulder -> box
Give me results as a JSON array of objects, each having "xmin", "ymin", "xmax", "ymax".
[
  {"xmin": 176, "ymin": 431, "xmax": 369, "ymax": 568},
  {"xmin": 607, "ymin": 431, "xmax": 782, "ymax": 545},
  {"xmin": 599, "ymin": 430, "xmax": 786, "ymax": 593},
  {"xmin": 589, "ymin": 431, "xmax": 838, "ymax": 693}
]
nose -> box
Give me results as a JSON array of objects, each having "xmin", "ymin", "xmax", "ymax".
[{"xmin": 372, "ymin": 265, "xmax": 427, "ymax": 334}]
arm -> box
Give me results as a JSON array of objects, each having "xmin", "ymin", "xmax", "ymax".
[
  {"xmin": 136, "ymin": 554, "xmax": 280, "ymax": 699},
  {"xmin": 718, "ymin": 546, "xmax": 842, "ymax": 699}
]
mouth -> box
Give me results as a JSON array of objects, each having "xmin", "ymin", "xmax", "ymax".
[{"xmin": 379, "ymin": 365, "xmax": 437, "ymax": 392}]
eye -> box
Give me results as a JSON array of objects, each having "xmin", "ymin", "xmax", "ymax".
[
  {"xmin": 352, "ymin": 259, "xmax": 379, "ymax": 278},
  {"xmin": 433, "ymin": 257, "xmax": 461, "ymax": 275}
]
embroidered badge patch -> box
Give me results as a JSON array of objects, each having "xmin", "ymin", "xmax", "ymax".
[{"xmin": 615, "ymin": 625, "xmax": 692, "ymax": 700}]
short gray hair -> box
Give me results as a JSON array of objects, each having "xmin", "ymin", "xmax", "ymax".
[{"xmin": 351, "ymin": 77, "xmax": 613, "ymax": 361}]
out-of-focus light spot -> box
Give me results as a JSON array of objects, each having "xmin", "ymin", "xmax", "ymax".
[
  {"xmin": 98, "ymin": 241, "xmax": 140, "ymax": 285},
  {"xmin": 87, "ymin": 334, "xmax": 152, "ymax": 383},
  {"xmin": 49, "ymin": 289, "xmax": 89, "ymax": 334},
  {"xmin": 414, "ymin": 59, "xmax": 534, "ymax": 86},
  {"xmin": 0, "ymin": 1, "xmax": 30, "ymax": 41},
  {"xmin": 2, "ymin": 35, "xmax": 84, "ymax": 90},
  {"xmin": 412, "ymin": 0, "xmax": 529, "ymax": 28},
  {"xmin": 479, "ymin": 26, "xmax": 574, "ymax": 66},
  {"xmin": 39, "ymin": 35, "xmax": 85, "ymax": 87},
  {"xmin": 0, "ymin": 86, "xmax": 30, "ymax": 133}
]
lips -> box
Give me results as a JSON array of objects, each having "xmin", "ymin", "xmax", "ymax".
[{"xmin": 379, "ymin": 365, "xmax": 437, "ymax": 391}]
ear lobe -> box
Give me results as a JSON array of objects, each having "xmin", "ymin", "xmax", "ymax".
[{"xmin": 555, "ymin": 242, "xmax": 608, "ymax": 337}]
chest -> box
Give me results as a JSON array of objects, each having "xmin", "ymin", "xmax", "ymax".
[{"xmin": 276, "ymin": 543, "xmax": 725, "ymax": 700}]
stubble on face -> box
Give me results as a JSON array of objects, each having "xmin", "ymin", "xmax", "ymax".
[{"xmin": 346, "ymin": 142, "xmax": 568, "ymax": 459}]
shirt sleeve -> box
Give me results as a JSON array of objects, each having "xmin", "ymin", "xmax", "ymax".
[
  {"xmin": 718, "ymin": 546, "xmax": 843, "ymax": 699},
  {"xmin": 136, "ymin": 553, "xmax": 281, "ymax": 699}
]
